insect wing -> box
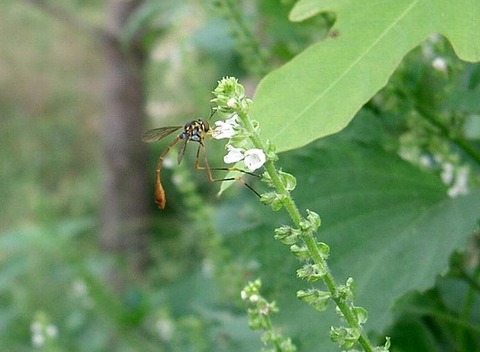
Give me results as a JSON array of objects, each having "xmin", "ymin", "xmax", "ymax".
[
  {"xmin": 177, "ymin": 138, "xmax": 188, "ymax": 164},
  {"xmin": 142, "ymin": 126, "xmax": 182, "ymax": 142}
]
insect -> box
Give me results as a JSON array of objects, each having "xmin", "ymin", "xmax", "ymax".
[{"xmin": 142, "ymin": 119, "xmax": 259, "ymax": 209}]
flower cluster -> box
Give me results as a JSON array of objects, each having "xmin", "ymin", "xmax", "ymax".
[
  {"xmin": 211, "ymin": 78, "xmax": 267, "ymax": 173},
  {"xmin": 241, "ymin": 280, "xmax": 297, "ymax": 352},
  {"xmin": 211, "ymin": 77, "xmax": 389, "ymax": 352},
  {"xmin": 30, "ymin": 312, "xmax": 59, "ymax": 349}
]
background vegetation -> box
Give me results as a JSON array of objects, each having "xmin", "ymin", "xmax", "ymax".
[{"xmin": 1, "ymin": 1, "xmax": 479, "ymax": 351}]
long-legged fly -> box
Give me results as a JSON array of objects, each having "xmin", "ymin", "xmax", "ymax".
[{"xmin": 142, "ymin": 119, "xmax": 259, "ymax": 209}]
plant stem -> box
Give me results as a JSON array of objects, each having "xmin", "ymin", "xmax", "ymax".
[{"xmin": 238, "ymin": 111, "xmax": 376, "ymax": 352}]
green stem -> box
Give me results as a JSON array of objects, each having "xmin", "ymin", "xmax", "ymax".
[{"xmin": 238, "ymin": 111, "xmax": 376, "ymax": 352}]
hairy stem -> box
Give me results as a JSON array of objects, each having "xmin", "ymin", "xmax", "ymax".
[{"xmin": 237, "ymin": 110, "xmax": 376, "ymax": 352}]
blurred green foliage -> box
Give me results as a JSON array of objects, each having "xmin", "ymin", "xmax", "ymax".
[
  {"xmin": 1, "ymin": 1, "xmax": 479, "ymax": 351},
  {"xmin": 0, "ymin": 0, "xmax": 103, "ymax": 231}
]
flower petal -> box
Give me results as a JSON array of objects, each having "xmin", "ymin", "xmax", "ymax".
[
  {"xmin": 225, "ymin": 113, "xmax": 239, "ymax": 126},
  {"xmin": 244, "ymin": 148, "xmax": 266, "ymax": 171},
  {"xmin": 224, "ymin": 146, "xmax": 244, "ymax": 164},
  {"xmin": 213, "ymin": 120, "xmax": 236, "ymax": 139}
]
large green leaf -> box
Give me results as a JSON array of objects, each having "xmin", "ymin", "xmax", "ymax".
[
  {"xmin": 291, "ymin": 140, "xmax": 478, "ymax": 319},
  {"xmin": 219, "ymin": 137, "xmax": 480, "ymax": 350},
  {"xmin": 288, "ymin": 142, "xmax": 479, "ymax": 350},
  {"xmin": 251, "ymin": 0, "xmax": 480, "ymax": 152}
]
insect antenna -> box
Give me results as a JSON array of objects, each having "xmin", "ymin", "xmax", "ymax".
[{"xmin": 207, "ymin": 107, "xmax": 217, "ymax": 122}]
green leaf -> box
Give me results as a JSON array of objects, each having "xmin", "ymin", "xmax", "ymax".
[
  {"xmin": 225, "ymin": 136, "xmax": 480, "ymax": 351},
  {"xmin": 288, "ymin": 0, "xmax": 329, "ymax": 22},
  {"xmin": 252, "ymin": 0, "xmax": 480, "ymax": 152},
  {"xmin": 284, "ymin": 139, "xmax": 480, "ymax": 333}
]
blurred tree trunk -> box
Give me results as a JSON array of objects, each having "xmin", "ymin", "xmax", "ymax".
[
  {"xmin": 101, "ymin": 0, "xmax": 150, "ymax": 289},
  {"xmin": 26, "ymin": 0, "xmax": 151, "ymax": 290}
]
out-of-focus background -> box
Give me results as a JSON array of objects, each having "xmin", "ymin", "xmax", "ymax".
[
  {"xmin": 1, "ymin": 1, "xmax": 323, "ymax": 350},
  {"xmin": 2, "ymin": 1, "xmax": 480, "ymax": 351}
]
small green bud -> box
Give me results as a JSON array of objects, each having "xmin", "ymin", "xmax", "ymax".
[
  {"xmin": 261, "ymin": 170, "xmax": 296, "ymax": 191},
  {"xmin": 330, "ymin": 326, "xmax": 360, "ymax": 350},
  {"xmin": 274, "ymin": 225, "xmax": 293, "ymax": 236},
  {"xmin": 240, "ymin": 97, "xmax": 252, "ymax": 112},
  {"xmin": 297, "ymin": 289, "xmax": 331, "ymax": 311},
  {"xmin": 335, "ymin": 305, "xmax": 345, "ymax": 320},
  {"xmin": 260, "ymin": 192, "xmax": 286, "ymax": 211},
  {"xmin": 296, "ymin": 263, "xmax": 326, "ymax": 282},
  {"xmin": 241, "ymin": 279, "xmax": 262, "ymax": 301},
  {"xmin": 279, "ymin": 170, "xmax": 297, "ymax": 191},
  {"xmin": 258, "ymin": 300, "xmax": 278, "ymax": 316},
  {"xmin": 290, "ymin": 244, "xmax": 310, "ymax": 259},
  {"xmin": 211, "ymin": 77, "xmax": 249, "ymax": 113},
  {"xmin": 274, "ymin": 226, "xmax": 300, "ymax": 245},
  {"xmin": 299, "ymin": 210, "xmax": 321, "ymax": 234},
  {"xmin": 373, "ymin": 337, "xmax": 391, "ymax": 352},
  {"xmin": 248, "ymin": 309, "xmax": 269, "ymax": 330},
  {"xmin": 261, "ymin": 171, "xmax": 274, "ymax": 188},
  {"xmin": 316, "ymin": 241, "xmax": 330, "ymax": 259},
  {"xmin": 261, "ymin": 330, "xmax": 280, "ymax": 345},
  {"xmin": 214, "ymin": 76, "xmax": 245, "ymax": 98},
  {"xmin": 306, "ymin": 209, "xmax": 321, "ymax": 229},
  {"xmin": 353, "ymin": 306, "xmax": 368, "ymax": 325},
  {"xmin": 338, "ymin": 277, "xmax": 355, "ymax": 301},
  {"xmin": 264, "ymin": 140, "xmax": 278, "ymax": 162},
  {"xmin": 279, "ymin": 338, "xmax": 297, "ymax": 352}
]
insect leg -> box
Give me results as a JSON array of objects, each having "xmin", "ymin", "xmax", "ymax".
[
  {"xmin": 194, "ymin": 145, "xmax": 261, "ymax": 198},
  {"xmin": 154, "ymin": 136, "xmax": 180, "ymax": 209}
]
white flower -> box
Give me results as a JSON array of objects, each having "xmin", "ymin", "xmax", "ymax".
[
  {"xmin": 447, "ymin": 166, "xmax": 469, "ymax": 198},
  {"xmin": 419, "ymin": 155, "xmax": 433, "ymax": 168},
  {"xmin": 32, "ymin": 333, "xmax": 45, "ymax": 347},
  {"xmin": 225, "ymin": 114, "xmax": 239, "ymax": 125},
  {"xmin": 240, "ymin": 290, "xmax": 248, "ymax": 300},
  {"xmin": 244, "ymin": 149, "xmax": 266, "ymax": 171},
  {"xmin": 30, "ymin": 322, "xmax": 42, "ymax": 334},
  {"xmin": 249, "ymin": 294, "xmax": 259, "ymax": 303},
  {"xmin": 440, "ymin": 162, "xmax": 455, "ymax": 185},
  {"xmin": 223, "ymin": 145, "xmax": 244, "ymax": 164},
  {"xmin": 72, "ymin": 279, "xmax": 88, "ymax": 298},
  {"xmin": 223, "ymin": 147, "xmax": 266, "ymax": 171},
  {"xmin": 46, "ymin": 325, "xmax": 58, "ymax": 338},
  {"xmin": 213, "ymin": 114, "xmax": 239, "ymax": 140},
  {"xmin": 432, "ymin": 57, "xmax": 448, "ymax": 73},
  {"xmin": 156, "ymin": 318, "xmax": 174, "ymax": 341},
  {"xmin": 213, "ymin": 121, "xmax": 235, "ymax": 139}
]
